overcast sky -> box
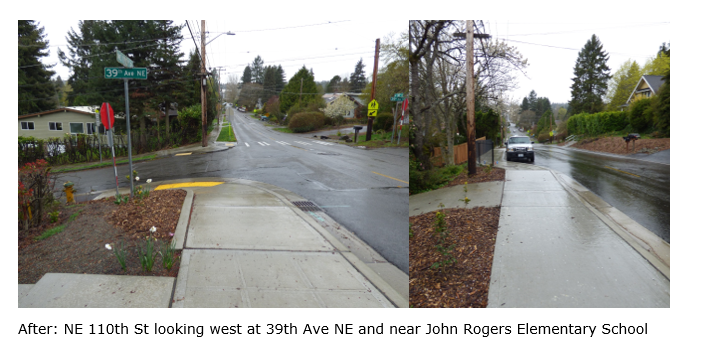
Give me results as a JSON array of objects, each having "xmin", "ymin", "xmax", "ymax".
[
  {"xmin": 486, "ymin": 21, "xmax": 670, "ymax": 106},
  {"xmin": 35, "ymin": 19, "xmax": 407, "ymax": 91}
]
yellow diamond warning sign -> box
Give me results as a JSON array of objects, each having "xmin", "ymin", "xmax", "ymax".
[{"xmin": 368, "ymin": 99, "xmax": 379, "ymax": 110}]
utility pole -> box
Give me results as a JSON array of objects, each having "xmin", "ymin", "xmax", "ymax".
[
  {"xmin": 466, "ymin": 20, "xmax": 476, "ymax": 175},
  {"xmin": 201, "ymin": 20, "xmax": 208, "ymax": 147},
  {"xmin": 365, "ymin": 38, "xmax": 380, "ymax": 141},
  {"xmin": 454, "ymin": 21, "xmax": 490, "ymax": 175}
]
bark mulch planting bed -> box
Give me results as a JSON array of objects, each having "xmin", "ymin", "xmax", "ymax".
[
  {"xmin": 569, "ymin": 136, "xmax": 669, "ymax": 155},
  {"xmin": 410, "ymin": 164, "xmax": 505, "ymax": 308},
  {"xmin": 18, "ymin": 189, "xmax": 186, "ymax": 284},
  {"xmin": 446, "ymin": 165, "xmax": 505, "ymax": 187},
  {"xmin": 410, "ymin": 207, "xmax": 501, "ymax": 308}
]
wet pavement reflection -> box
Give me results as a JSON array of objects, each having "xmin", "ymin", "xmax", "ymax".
[{"xmin": 530, "ymin": 145, "xmax": 670, "ymax": 243}]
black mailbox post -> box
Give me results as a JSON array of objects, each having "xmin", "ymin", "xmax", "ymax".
[{"xmin": 353, "ymin": 126, "xmax": 364, "ymax": 143}]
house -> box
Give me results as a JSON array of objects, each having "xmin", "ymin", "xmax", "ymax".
[
  {"xmin": 322, "ymin": 93, "xmax": 365, "ymax": 118},
  {"xmin": 18, "ymin": 106, "xmax": 125, "ymax": 140},
  {"xmin": 626, "ymin": 75, "xmax": 666, "ymax": 105}
]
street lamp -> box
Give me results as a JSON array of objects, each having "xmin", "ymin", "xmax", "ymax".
[
  {"xmin": 200, "ymin": 26, "xmax": 235, "ymax": 147},
  {"xmin": 206, "ymin": 31, "xmax": 235, "ymax": 46}
]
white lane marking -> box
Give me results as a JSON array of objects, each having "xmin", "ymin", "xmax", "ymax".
[
  {"xmin": 257, "ymin": 142, "xmax": 267, "ymax": 146},
  {"xmin": 275, "ymin": 141, "xmax": 291, "ymax": 145},
  {"xmin": 244, "ymin": 142, "xmax": 250, "ymax": 147},
  {"xmin": 295, "ymin": 141, "xmax": 312, "ymax": 145},
  {"xmin": 262, "ymin": 142, "xmax": 271, "ymax": 146},
  {"xmin": 311, "ymin": 140, "xmax": 333, "ymax": 146}
]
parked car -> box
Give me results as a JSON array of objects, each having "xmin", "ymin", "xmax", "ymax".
[{"xmin": 505, "ymin": 135, "xmax": 534, "ymax": 162}]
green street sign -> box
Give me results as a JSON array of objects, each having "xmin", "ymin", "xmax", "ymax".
[
  {"xmin": 116, "ymin": 50, "xmax": 134, "ymax": 68},
  {"xmin": 105, "ymin": 67, "xmax": 148, "ymax": 80}
]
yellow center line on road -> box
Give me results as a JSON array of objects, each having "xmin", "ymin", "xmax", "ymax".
[
  {"xmin": 155, "ymin": 182, "xmax": 224, "ymax": 190},
  {"xmin": 371, "ymin": 171, "xmax": 409, "ymax": 184},
  {"xmin": 604, "ymin": 166, "xmax": 641, "ymax": 178}
]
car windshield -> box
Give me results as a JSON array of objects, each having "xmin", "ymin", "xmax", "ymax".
[{"xmin": 509, "ymin": 137, "xmax": 530, "ymax": 144}]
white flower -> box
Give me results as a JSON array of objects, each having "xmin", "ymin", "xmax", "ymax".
[
  {"xmin": 105, "ymin": 244, "xmax": 112, "ymax": 250},
  {"xmin": 146, "ymin": 179, "xmax": 152, "ymax": 183},
  {"xmin": 150, "ymin": 226, "xmax": 157, "ymax": 233},
  {"xmin": 135, "ymin": 176, "xmax": 140, "ymax": 181}
]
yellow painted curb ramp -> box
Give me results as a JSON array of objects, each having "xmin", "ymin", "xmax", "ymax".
[{"xmin": 155, "ymin": 182, "xmax": 224, "ymax": 190}]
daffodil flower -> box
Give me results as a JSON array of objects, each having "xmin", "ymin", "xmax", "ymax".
[
  {"xmin": 150, "ymin": 226, "xmax": 157, "ymax": 233},
  {"xmin": 105, "ymin": 244, "xmax": 112, "ymax": 250},
  {"xmin": 146, "ymin": 179, "xmax": 152, "ymax": 183},
  {"xmin": 135, "ymin": 176, "xmax": 140, "ymax": 181}
]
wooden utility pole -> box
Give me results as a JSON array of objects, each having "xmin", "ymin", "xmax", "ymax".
[
  {"xmin": 466, "ymin": 20, "xmax": 476, "ymax": 175},
  {"xmin": 201, "ymin": 20, "xmax": 207, "ymax": 147},
  {"xmin": 365, "ymin": 38, "xmax": 380, "ymax": 141}
]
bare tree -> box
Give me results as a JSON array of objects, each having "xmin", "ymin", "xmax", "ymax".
[
  {"xmin": 410, "ymin": 20, "xmax": 528, "ymax": 169},
  {"xmin": 225, "ymin": 73, "xmax": 239, "ymax": 105}
]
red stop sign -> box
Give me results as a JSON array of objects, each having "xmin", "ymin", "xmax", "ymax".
[{"xmin": 100, "ymin": 102, "xmax": 115, "ymax": 130}]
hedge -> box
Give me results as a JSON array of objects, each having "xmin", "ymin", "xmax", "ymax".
[
  {"xmin": 288, "ymin": 112, "xmax": 325, "ymax": 133},
  {"xmin": 566, "ymin": 111, "xmax": 629, "ymax": 136}
]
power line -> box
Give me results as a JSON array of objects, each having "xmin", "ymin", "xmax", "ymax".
[{"xmin": 232, "ymin": 20, "xmax": 350, "ymax": 33}]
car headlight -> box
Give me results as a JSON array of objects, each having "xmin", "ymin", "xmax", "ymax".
[{"xmin": 526, "ymin": 146, "xmax": 533, "ymax": 151}]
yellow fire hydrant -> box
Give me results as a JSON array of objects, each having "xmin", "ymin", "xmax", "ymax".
[{"xmin": 63, "ymin": 181, "xmax": 75, "ymax": 204}]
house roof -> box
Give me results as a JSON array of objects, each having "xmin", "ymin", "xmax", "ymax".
[
  {"xmin": 323, "ymin": 93, "xmax": 365, "ymax": 107},
  {"xmin": 19, "ymin": 106, "xmax": 97, "ymax": 120},
  {"xmin": 626, "ymin": 75, "xmax": 666, "ymax": 104},
  {"xmin": 18, "ymin": 106, "xmax": 126, "ymax": 120}
]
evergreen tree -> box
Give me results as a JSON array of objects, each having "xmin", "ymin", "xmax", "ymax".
[
  {"xmin": 349, "ymin": 58, "xmax": 367, "ymax": 92},
  {"xmin": 653, "ymin": 71, "xmax": 669, "ymax": 135},
  {"xmin": 241, "ymin": 65, "xmax": 252, "ymax": 84},
  {"xmin": 262, "ymin": 65, "xmax": 277, "ymax": 98},
  {"xmin": 326, "ymin": 75, "xmax": 341, "ymax": 93},
  {"xmin": 59, "ymin": 21, "xmax": 190, "ymax": 140},
  {"xmin": 251, "ymin": 55, "xmax": 264, "ymax": 84},
  {"xmin": 527, "ymin": 90, "xmax": 538, "ymax": 111},
  {"xmin": 18, "ymin": 20, "xmax": 57, "ymax": 115},
  {"xmin": 569, "ymin": 34, "xmax": 611, "ymax": 114},
  {"xmin": 275, "ymin": 65, "xmax": 286, "ymax": 93},
  {"xmin": 279, "ymin": 66, "xmax": 320, "ymax": 113},
  {"xmin": 520, "ymin": 97, "xmax": 529, "ymax": 112}
]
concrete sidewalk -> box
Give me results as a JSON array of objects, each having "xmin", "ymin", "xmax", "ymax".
[
  {"xmin": 409, "ymin": 153, "xmax": 670, "ymax": 308},
  {"xmin": 20, "ymin": 178, "xmax": 408, "ymax": 308}
]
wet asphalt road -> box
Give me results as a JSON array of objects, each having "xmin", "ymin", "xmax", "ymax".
[
  {"xmin": 60, "ymin": 107, "xmax": 410, "ymax": 273},
  {"xmin": 506, "ymin": 126, "xmax": 670, "ymax": 243}
]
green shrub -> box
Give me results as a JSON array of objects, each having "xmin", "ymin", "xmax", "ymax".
[
  {"xmin": 537, "ymin": 131, "xmax": 551, "ymax": 143},
  {"xmin": 373, "ymin": 112, "xmax": 395, "ymax": 132},
  {"xmin": 288, "ymin": 112, "xmax": 325, "ymax": 133},
  {"xmin": 629, "ymin": 98, "xmax": 654, "ymax": 132}
]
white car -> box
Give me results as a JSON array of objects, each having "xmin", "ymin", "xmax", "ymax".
[{"xmin": 505, "ymin": 135, "xmax": 534, "ymax": 162}]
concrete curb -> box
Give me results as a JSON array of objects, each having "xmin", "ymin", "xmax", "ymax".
[
  {"xmin": 173, "ymin": 189, "xmax": 194, "ymax": 250},
  {"xmin": 548, "ymin": 170, "xmax": 670, "ymax": 279}
]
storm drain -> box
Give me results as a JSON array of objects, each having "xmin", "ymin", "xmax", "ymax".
[{"xmin": 292, "ymin": 201, "xmax": 322, "ymax": 212}]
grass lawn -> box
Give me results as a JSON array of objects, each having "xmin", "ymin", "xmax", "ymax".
[
  {"xmin": 217, "ymin": 124, "xmax": 237, "ymax": 142},
  {"xmin": 355, "ymin": 131, "xmax": 409, "ymax": 148},
  {"xmin": 271, "ymin": 127, "xmax": 294, "ymax": 133}
]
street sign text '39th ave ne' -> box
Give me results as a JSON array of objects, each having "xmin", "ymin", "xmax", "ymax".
[{"xmin": 104, "ymin": 67, "xmax": 147, "ymax": 80}]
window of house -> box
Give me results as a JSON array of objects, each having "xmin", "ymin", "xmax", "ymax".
[
  {"xmin": 21, "ymin": 121, "xmax": 35, "ymax": 130},
  {"xmin": 86, "ymin": 123, "xmax": 96, "ymax": 135},
  {"xmin": 49, "ymin": 122, "xmax": 63, "ymax": 131},
  {"xmin": 69, "ymin": 122, "xmax": 84, "ymax": 134}
]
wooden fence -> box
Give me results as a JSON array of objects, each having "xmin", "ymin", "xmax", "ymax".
[{"xmin": 432, "ymin": 138, "xmax": 493, "ymax": 167}]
